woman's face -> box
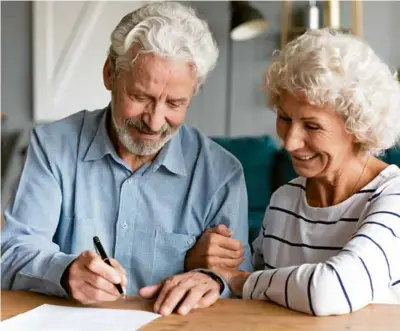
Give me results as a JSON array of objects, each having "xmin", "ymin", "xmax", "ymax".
[{"xmin": 276, "ymin": 92, "xmax": 358, "ymax": 180}]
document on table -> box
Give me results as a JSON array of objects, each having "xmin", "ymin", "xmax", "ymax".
[{"xmin": 1, "ymin": 304, "xmax": 161, "ymax": 331}]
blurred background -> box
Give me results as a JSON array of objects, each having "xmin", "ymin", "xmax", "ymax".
[{"xmin": 2, "ymin": 0, "xmax": 400, "ymax": 212}]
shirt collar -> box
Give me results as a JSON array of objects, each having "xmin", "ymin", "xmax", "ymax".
[
  {"xmin": 150, "ymin": 128, "xmax": 187, "ymax": 177},
  {"xmin": 83, "ymin": 107, "xmax": 187, "ymax": 177},
  {"xmin": 83, "ymin": 106, "xmax": 118, "ymax": 162}
]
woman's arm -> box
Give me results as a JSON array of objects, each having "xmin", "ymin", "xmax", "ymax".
[{"xmin": 242, "ymin": 190, "xmax": 400, "ymax": 316}]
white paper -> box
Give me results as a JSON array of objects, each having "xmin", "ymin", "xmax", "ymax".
[{"xmin": 1, "ymin": 304, "xmax": 160, "ymax": 331}]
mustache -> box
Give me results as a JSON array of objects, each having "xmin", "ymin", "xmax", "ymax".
[{"xmin": 125, "ymin": 118, "xmax": 171, "ymax": 135}]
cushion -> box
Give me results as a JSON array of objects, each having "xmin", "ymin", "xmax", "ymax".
[
  {"xmin": 271, "ymin": 149, "xmax": 297, "ymax": 193},
  {"xmin": 248, "ymin": 210, "xmax": 265, "ymax": 245},
  {"xmin": 379, "ymin": 145, "xmax": 400, "ymax": 166},
  {"xmin": 212, "ymin": 136, "xmax": 278, "ymax": 244},
  {"xmin": 212, "ymin": 136, "xmax": 278, "ymax": 212}
]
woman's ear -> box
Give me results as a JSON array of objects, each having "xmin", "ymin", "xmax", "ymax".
[{"xmin": 103, "ymin": 57, "xmax": 114, "ymax": 91}]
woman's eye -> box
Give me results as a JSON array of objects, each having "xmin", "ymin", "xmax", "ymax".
[
  {"xmin": 278, "ymin": 115, "xmax": 291, "ymax": 122},
  {"xmin": 306, "ymin": 124, "xmax": 320, "ymax": 130}
]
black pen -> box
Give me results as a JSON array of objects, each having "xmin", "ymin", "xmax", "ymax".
[{"xmin": 93, "ymin": 236, "xmax": 125, "ymax": 298}]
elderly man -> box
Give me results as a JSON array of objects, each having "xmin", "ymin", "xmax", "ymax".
[{"xmin": 1, "ymin": 2, "xmax": 251, "ymax": 304}]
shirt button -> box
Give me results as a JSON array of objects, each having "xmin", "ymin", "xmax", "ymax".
[
  {"xmin": 187, "ymin": 238, "xmax": 195, "ymax": 245},
  {"xmin": 121, "ymin": 222, "xmax": 128, "ymax": 230}
]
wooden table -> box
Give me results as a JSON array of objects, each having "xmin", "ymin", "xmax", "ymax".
[{"xmin": 2, "ymin": 291, "xmax": 399, "ymax": 330}]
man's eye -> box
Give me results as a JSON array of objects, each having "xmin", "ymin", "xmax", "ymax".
[
  {"xmin": 134, "ymin": 95, "xmax": 148, "ymax": 102},
  {"xmin": 168, "ymin": 102, "xmax": 182, "ymax": 109}
]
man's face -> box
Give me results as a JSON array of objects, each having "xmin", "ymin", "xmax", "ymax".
[{"xmin": 103, "ymin": 52, "xmax": 197, "ymax": 156}]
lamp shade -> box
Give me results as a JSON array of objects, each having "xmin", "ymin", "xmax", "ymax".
[{"xmin": 230, "ymin": 1, "xmax": 268, "ymax": 41}]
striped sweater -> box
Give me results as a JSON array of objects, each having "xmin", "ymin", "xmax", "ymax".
[{"xmin": 244, "ymin": 164, "xmax": 400, "ymax": 316}]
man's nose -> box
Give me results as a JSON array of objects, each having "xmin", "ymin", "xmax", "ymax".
[{"xmin": 143, "ymin": 103, "xmax": 166, "ymax": 133}]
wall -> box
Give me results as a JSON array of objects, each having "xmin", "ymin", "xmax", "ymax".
[
  {"xmin": 1, "ymin": 1, "xmax": 34, "ymax": 209},
  {"xmin": 228, "ymin": 0, "xmax": 400, "ymax": 140},
  {"xmin": 2, "ymin": 0, "xmax": 400, "ymax": 137},
  {"xmin": 1, "ymin": 1, "xmax": 33, "ymax": 132},
  {"xmin": 2, "ymin": 0, "xmax": 400, "ymax": 209},
  {"xmin": 183, "ymin": 1, "xmax": 230, "ymax": 136}
]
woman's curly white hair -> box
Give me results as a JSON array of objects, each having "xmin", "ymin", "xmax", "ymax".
[{"xmin": 265, "ymin": 28, "xmax": 400, "ymax": 154}]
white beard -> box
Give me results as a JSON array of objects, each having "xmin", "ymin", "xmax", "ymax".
[{"xmin": 111, "ymin": 115, "xmax": 177, "ymax": 156}]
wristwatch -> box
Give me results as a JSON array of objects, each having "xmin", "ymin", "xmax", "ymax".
[{"xmin": 196, "ymin": 269, "xmax": 225, "ymax": 294}]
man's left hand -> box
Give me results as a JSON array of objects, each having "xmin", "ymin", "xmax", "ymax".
[{"xmin": 139, "ymin": 272, "xmax": 221, "ymax": 316}]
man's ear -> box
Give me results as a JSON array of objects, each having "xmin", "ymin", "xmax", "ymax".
[{"xmin": 103, "ymin": 57, "xmax": 114, "ymax": 91}]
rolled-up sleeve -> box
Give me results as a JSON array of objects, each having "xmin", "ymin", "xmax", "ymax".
[{"xmin": 1, "ymin": 128, "xmax": 77, "ymax": 296}]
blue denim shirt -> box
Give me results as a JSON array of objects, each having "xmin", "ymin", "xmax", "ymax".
[{"xmin": 1, "ymin": 107, "xmax": 252, "ymax": 296}]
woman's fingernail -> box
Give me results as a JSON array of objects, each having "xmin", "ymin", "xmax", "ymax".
[{"xmin": 180, "ymin": 306, "xmax": 188, "ymax": 315}]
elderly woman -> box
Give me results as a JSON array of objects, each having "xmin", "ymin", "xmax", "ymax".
[{"xmin": 140, "ymin": 29, "xmax": 400, "ymax": 316}]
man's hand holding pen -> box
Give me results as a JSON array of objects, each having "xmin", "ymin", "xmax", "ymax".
[{"xmin": 62, "ymin": 250, "xmax": 127, "ymax": 305}]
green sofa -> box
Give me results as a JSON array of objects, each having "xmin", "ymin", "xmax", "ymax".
[{"xmin": 212, "ymin": 136, "xmax": 400, "ymax": 244}]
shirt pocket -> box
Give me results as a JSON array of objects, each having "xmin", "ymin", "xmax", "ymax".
[{"xmin": 152, "ymin": 230, "xmax": 196, "ymax": 284}]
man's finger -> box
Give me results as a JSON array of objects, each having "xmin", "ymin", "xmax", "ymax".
[
  {"xmin": 176, "ymin": 286, "xmax": 207, "ymax": 315},
  {"xmin": 196, "ymin": 289, "xmax": 220, "ymax": 308},
  {"xmin": 158, "ymin": 282, "xmax": 193, "ymax": 316},
  {"xmin": 109, "ymin": 258, "xmax": 127, "ymax": 275},
  {"xmin": 84, "ymin": 257, "xmax": 121, "ymax": 284},
  {"xmin": 153, "ymin": 278, "xmax": 178, "ymax": 313},
  {"xmin": 84, "ymin": 270, "xmax": 120, "ymax": 296},
  {"xmin": 109, "ymin": 258, "xmax": 127, "ymax": 288},
  {"xmin": 72, "ymin": 285, "xmax": 94, "ymax": 305},
  {"xmin": 139, "ymin": 283, "xmax": 162, "ymax": 299},
  {"xmin": 81, "ymin": 281, "xmax": 120, "ymax": 303}
]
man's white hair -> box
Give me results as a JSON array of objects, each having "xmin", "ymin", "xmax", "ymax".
[
  {"xmin": 265, "ymin": 28, "xmax": 400, "ymax": 154},
  {"xmin": 109, "ymin": 1, "xmax": 219, "ymax": 93}
]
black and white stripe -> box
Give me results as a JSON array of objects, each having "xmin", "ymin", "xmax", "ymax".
[
  {"xmin": 352, "ymin": 234, "xmax": 392, "ymax": 281},
  {"xmin": 285, "ymin": 267, "xmax": 298, "ymax": 309},
  {"xmin": 246, "ymin": 166, "xmax": 400, "ymax": 314},
  {"xmin": 286, "ymin": 183, "xmax": 306, "ymax": 191},
  {"xmin": 264, "ymin": 262, "xmax": 276, "ymax": 269},
  {"xmin": 263, "ymin": 234, "xmax": 342, "ymax": 251},
  {"xmin": 307, "ymin": 270, "xmax": 316, "ymax": 316},
  {"xmin": 264, "ymin": 269, "xmax": 278, "ymax": 301},
  {"xmin": 328, "ymin": 263, "xmax": 353, "ymax": 313},
  {"xmin": 269, "ymin": 206, "xmax": 358, "ymax": 225}
]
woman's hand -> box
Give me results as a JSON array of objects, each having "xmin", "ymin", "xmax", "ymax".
[
  {"xmin": 139, "ymin": 271, "xmax": 221, "ymax": 316},
  {"xmin": 212, "ymin": 267, "xmax": 251, "ymax": 297},
  {"xmin": 184, "ymin": 225, "xmax": 244, "ymax": 271}
]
